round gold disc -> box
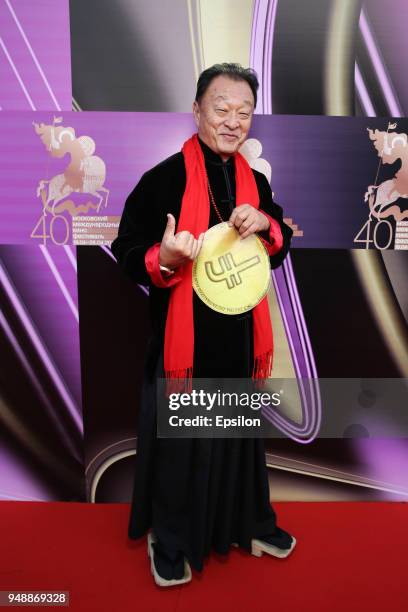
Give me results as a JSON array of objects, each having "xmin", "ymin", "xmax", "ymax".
[{"xmin": 192, "ymin": 222, "xmax": 271, "ymax": 315}]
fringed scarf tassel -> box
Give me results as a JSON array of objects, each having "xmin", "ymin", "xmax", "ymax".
[{"xmin": 252, "ymin": 349, "xmax": 273, "ymax": 381}]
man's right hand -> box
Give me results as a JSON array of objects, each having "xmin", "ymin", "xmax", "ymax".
[{"xmin": 159, "ymin": 213, "xmax": 205, "ymax": 271}]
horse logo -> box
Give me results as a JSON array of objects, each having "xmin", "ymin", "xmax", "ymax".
[
  {"xmin": 32, "ymin": 116, "xmax": 110, "ymax": 244},
  {"xmin": 356, "ymin": 122, "xmax": 408, "ymax": 249}
]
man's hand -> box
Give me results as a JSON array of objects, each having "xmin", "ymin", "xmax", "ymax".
[
  {"xmin": 228, "ymin": 204, "xmax": 270, "ymax": 239},
  {"xmin": 159, "ymin": 213, "xmax": 205, "ymax": 270}
]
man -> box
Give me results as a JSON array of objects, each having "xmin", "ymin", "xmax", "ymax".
[{"xmin": 111, "ymin": 63, "xmax": 295, "ymax": 587}]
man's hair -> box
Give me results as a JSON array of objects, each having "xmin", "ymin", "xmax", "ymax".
[{"xmin": 195, "ymin": 63, "xmax": 259, "ymax": 108}]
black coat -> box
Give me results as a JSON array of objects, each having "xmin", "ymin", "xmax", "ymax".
[
  {"xmin": 110, "ymin": 136, "xmax": 294, "ymax": 572},
  {"xmin": 110, "ymin": 137, "xmax": 293, "ymax": 380}
]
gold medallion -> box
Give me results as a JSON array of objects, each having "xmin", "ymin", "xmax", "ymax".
[{"xmin": 192, "ymin": 222, "xmax": 271, "ymax": 315}]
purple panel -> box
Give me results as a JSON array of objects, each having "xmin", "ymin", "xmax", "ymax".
[
  {"xmin": 0, "ymin": 446, "xmax": 53, "ymax": 500},
  {"xmin": 1, "ymin": 244, "xmax": 82, "ymax": 426},
  {"xmin": 363, "ymin": 0, "xmax": 407, "ymax": 116},
  {"xmin": 0, "ymin": 111, "xmax": 406, "ymax": 249},
  {"xmin": 0, "ymin": 0, "xmax": 71, "ymax": 110},
  {"xmin": 0, "ymin": 111, "xmax": 195, "ymax": 244},
  {"xmin": 356, "ymin": 438, "xmax": 408, "ymax": 500}
]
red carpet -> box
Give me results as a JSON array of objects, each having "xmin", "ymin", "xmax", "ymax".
[{"xmin": 0, "ymin": 501, "xmax": 406, "ymax": 611}]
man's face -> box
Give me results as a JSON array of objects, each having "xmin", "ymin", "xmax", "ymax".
[{"xmin": 192, "ymin": 75, "xmax": 254, "ymax": 161}]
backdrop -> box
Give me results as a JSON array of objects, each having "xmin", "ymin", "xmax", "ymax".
[{"xmin": 0, "ymin": 0, "xmax": 407, "ymax": 505}]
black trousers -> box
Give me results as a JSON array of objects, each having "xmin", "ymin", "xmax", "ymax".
[{"xmin": 128, "ymin": 345, "xmax": 277, "ymax": 573}]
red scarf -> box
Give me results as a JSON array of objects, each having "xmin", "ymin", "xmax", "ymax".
[{"xmin": 164, "ymin": 133, "xmax": 273, "ymax": 385}]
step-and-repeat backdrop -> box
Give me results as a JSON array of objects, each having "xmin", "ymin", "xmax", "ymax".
[{"xmin": 1, "ymin": 0, "xmax": 407, "ymax": 504}]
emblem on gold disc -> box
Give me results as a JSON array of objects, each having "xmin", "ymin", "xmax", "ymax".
[{"xmin": 192, "ymin": 222, "xmax": 271, "ymax": 314}]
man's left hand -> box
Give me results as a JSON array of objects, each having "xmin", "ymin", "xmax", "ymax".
[{"xmin": 228, "ymin": 204, "xmax": 270, "ymax": 239}]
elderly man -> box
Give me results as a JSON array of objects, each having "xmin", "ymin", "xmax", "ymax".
[{"xmin": 111, "ymin": 63, "xmax": 295, "ymax": 587}]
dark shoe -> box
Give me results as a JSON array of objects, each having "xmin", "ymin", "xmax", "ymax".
[
  {"xmin": 147, "ymin": 532, "xmax": 192, "ymax": 587},
  {"xmin": 252, "ymin": 526, "xmax": 296, "ymax": 558}
]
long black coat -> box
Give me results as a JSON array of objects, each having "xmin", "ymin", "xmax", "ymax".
[{"xmin": 110, "ymin": 136, "xmax": 293, "ymax": 571}]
